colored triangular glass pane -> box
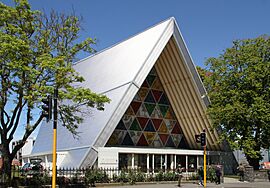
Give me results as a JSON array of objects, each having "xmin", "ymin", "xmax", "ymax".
[
  {"xmin": 149, "ymin": 68, "xmax": 157, "ymax": 76},
  {"xmin": 159, "ymin": 105, "xmax": 169, "ymax": 117},
  {"xmin": 137, "ymin": 134, "xmax": 148, "ymax": 146},
  {"xmin": 144, "ymin": 91, "xmax": 155, "ymax": 104},
  {"xmin": 171, "ymin": 134, "xmax": 183, "ymax": 147},
  {"xmin": 141, "ymin": 80, "xmax": 149, "ymax": 88},
  {"xmin": 150, "ymin": 135, "xmax": 163, "ymax": 147},
  {"xmin": 136, "ymin": 103, "xmax": 149, "ymax": 117},
  {"xmin": 144, "ymin": 103, "xmax": 156, "ymax": 116},
  {"xmin": 165, "ymin": 107, "xmax": 174, "ymax": 119},
  {"xmin": 171, "ymin": 122, "xmax": 181, "ymax": 134},
  {"xmin": 159, "ymin": 134, "xmax": 169, "ymax": 145},
  {"xmin": 138, "ymin": 88, "xmax": 149, "ymax": 101},
  {"xmin": 137, "ymin": 117, "xmax": 149, "ymax": 130},
  {"xmin": 179, "ymin": 137, "xmax": 189, "ymax": 149},
  {"xmin": 122, "ymin": 132, "xmax": 134, "ymax": 146},
  {"xmin": 158, "ymin": 121, "xmax": 168, "ymax": 133},
  {"xmin": 151, "ymin": 77, "xmax": 163, "ymax": 91},
  {"xmin": 152, "ymin": 90, "xmax": 163, "ymax": 103},
  {"xmin": 133, "ymin": 93, "xmax": 141, "ymax": 101},
  {"xmin": 107, "ymin": 130, "xmax": 126, "ymax": 146},
  {"xmin": 164, "ymin": 119, "xmax": 176, "ymax": 132},
  {"xmin": 159, "ymin": 93, "xmax": 169, "ymax": 105},
  {"xmin": 144, "ymin": 132, "xmax": 156, "ymax": 145},
  {"xmin": 129, "ymin": 131, "xmax": 142, "ymax": 145},
  {"xmin": 122, "ymin": 115, "xmax": 135, "ymax": 129},
  {"xmin": 115, "ymin": 120, "xmax": 126, "ymax": 130},
  {"xmin": 151, "ymin": 118, "xmax": 162, "ymax": 131},
  {"xmin": 144, "ymin": 120, "xmax": 155, "ymax": 132},
  {"xmin": 125, "ymin": 106, "xmax": 134, "ymax": 116},
  {"xmin": 130, "ymin": 101, "xmax": 141, "ymax": 114},
  {"xmin": 130, "ymin": 118, "xmax": 141, "ymax": 131},
  {"xmin": 151, "ymin": 105, "xmax": 163, "ymax": 118},
  {"xmin": 165, "ymin": 135, "xmax": 175, "ymax": 147},
  {"xmin": 106, "ymin": 134, "xmax": 117, "ymax": 146},
  {"xmin": 146, "ymin": 75, "xmax": 156, "ymax": 87}
]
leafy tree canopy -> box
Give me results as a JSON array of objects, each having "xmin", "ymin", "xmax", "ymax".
[
  {"xmin": 203, "ymin": 35, "xmax": 270, "ymax": 169},
  {"xmin": 0, "ymin": 0, "xmax": 110, "ymax": 178}
]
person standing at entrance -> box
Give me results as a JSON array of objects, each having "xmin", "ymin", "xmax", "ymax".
[
  {"xmin": 198, "ymin": 166, "xmax": 204, "ymax": 186},
  {"xmin": 177, "ymin": 164, "xmax": 183, "ymax": 187},
  {"xmin": 237, "ymin": 163, "xmax": 245, "ymax": 181}
]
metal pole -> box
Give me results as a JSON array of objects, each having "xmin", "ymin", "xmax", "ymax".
[
  {"xmin": 52, "ymin": 88, "xmax": 58, "ymax": 188},
  {"xmin": 204, "ymin": 145, "xmax": 207, "ymax": 188}
]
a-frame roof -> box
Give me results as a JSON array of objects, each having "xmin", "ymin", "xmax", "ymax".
[{"xmin": 31, "ymin": 17, "xmax": 222, "ymax": 168}]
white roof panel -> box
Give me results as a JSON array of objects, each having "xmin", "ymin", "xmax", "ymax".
[
  {"xmin": 74, "ymin": 19, "xmax": 172, "ymax": 94},
  {"xmin": 31, "ymin": 83, "xmax": 130, "ymax": 154}
]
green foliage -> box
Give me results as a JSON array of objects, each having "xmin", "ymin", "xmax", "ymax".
[
  {"xmin": 85, "ymin": 169, "xmax": 109, "ymax": 186},
  {"xmin": 136, "ymin": 170, "xmax": 146, "ymax": 182},
  {"xmin": 188, "ymin": 172, "xmax": 198, "ymax": 180},
  {"xmin": 203, "ymin": 35, "xmax": 270, "ymax": 168},
  {"xmin": 154, "ymin": 170, "xmax": 164, "ymax": 181},
  {"xmin": 163, "ymin": 171, "xmax": 178, "ymax": 181},
  {"xmin": 127, "ymin": 169, "xmax": 137, "ymax": 185},
  {"xmin": 116, "ymin": 170, "xmax": 128, "ymax": 183},
  {"xmin": 206, "ymin": 166, "xmax": 216, "ymax": 183},
  {"xmin": 0, "ymin": 0, "xmax": 110, "ymax": 178}
]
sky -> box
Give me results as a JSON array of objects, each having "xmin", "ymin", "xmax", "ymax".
[{"xmin": 2, "ymin": 0, "xmax": 270, "ymax": 140}]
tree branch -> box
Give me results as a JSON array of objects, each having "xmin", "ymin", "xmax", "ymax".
[
  {"xmin": 11, "ymin": 114, "xmax": 44, "ymax": 159},
  {"xmin": 8, "ymin": 99, "xmax": 27, "ymax": 141}
]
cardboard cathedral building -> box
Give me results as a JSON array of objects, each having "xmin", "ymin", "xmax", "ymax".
[{"xmin": 25, "ymin": 18, "xmax": 237, "ymax": 173}]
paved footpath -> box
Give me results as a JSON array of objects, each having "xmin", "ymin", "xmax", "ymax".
[{"xmin": 101, "ymin": 180, "xmax": 270, "ymax": 188}]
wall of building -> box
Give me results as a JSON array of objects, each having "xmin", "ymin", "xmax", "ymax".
[{"xmin": 12, "ymin": 137, "xmax": 35, "ymax": 165}]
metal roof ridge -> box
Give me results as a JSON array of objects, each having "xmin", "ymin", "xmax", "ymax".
[{"xmin": 74, "ymin": 17, "xmax": 175, "ymax": 66}]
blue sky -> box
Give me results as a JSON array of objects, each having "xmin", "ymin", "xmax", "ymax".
[
  {"xmin": 4, "ymin": 0, "xmax": 270, "ymax": 66},
  {"xmin": 2, "ymin": 0, "xmax": 270, "ymax": 140}
]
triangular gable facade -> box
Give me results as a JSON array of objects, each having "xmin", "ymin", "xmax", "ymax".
[
  {"xmin": 30, "ymin": 17, "xmax": 223, "ymax": 168},
  {"xmin": 106, "ymin": 67, "xmax": 189, "ymax": 149}
]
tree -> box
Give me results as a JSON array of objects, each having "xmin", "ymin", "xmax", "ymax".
[
  {"xmin": 0, "ymin": 0, "xmax": 110, "ymax": 180},
  {"xmin": 203, "ymin": 36, "xmax": 270, "ymax": 169}
]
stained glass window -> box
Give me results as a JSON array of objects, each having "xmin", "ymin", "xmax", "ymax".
[{"xmin": 106, "ymin": 67, "xmax": 188, "ymax": 149}]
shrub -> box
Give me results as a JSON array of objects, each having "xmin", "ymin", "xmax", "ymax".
[
  {"xmin": 136, "ymin": 170, "xmax": 146, "ymax": 182},
  {"xmin": 127, "ymin": 169, "xmax": 137, "ymax": 185},
  {"xmin": 188, "ymin": 172, "xmax": 198, "ymax": 180},
  {"xmin": 85, "ymin": 168, "xmax": 109, "ymax": 186},
  {"xmin": 146, "ymin": 173, "xmax": 155, "ymax": 182},
  {"xmin": 207, "ymin": 166, "xmax": 216, "ymax": 183},
  {"xmin": 155, "ymin": 170, "xmax": 164, "ymax": 181},
  {"xmin": 163, "ymin": 171, "xmax": 177, "ymax": 181},
  {"xmin": 117, "ymin": 170, "xmax": 128, "ymax": 183}
]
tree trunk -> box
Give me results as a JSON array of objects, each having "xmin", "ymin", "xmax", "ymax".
[
  {"xmin": 1, "ymin": 156, "xmax": 12, "ymax": 185},
  {"xmin": 246, "ymin": 156, "xmax": 260, "ymax": 170},
  {"xmin": 0, "ymin": 142, "xmax": 12, "ymax": 184}
]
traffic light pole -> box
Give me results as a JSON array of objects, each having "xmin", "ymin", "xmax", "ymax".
[
  {"xmin": 204, "ymin": 145, "xmax": 207, "ymax": 188},
  {"xmin": 195, "ymin": 130, "xmax": 207, "ymax": 187},
  {"xmin": 52, "ymin": 88, "xmax": 58, "ymax": 188}
]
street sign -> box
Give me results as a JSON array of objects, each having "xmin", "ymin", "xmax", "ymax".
[{"xmin": 195, "ymin": 134, "xmax": 201, "ymax": 143}]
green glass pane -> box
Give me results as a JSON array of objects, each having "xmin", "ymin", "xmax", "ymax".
[
  {"xmin": 129, "ymin": 118, "xmax": 141, "ymax": 131},
  {"xmin": 144, "ymin": 103, "xmax": 156, "ymax": 116},
  {"xmin": 159, "ymin": 105, "xmax": 169, "ymax": 117},
  {"xmin": 146, "ymin": 75, "xmax": 156, "ymax": 87}
]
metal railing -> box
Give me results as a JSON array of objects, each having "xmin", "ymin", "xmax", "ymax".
[{"xmin": 1, "ymin": 166, "xmax": 200, "ymax": 186}]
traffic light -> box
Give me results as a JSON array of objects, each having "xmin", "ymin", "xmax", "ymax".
[
  {"xmin": 42, "ymin": 95, "xmax": 52, "ymax": 122},
  {"xmin": 200, "ymin": 131, "xmax": 206, "ymax": 146}
]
